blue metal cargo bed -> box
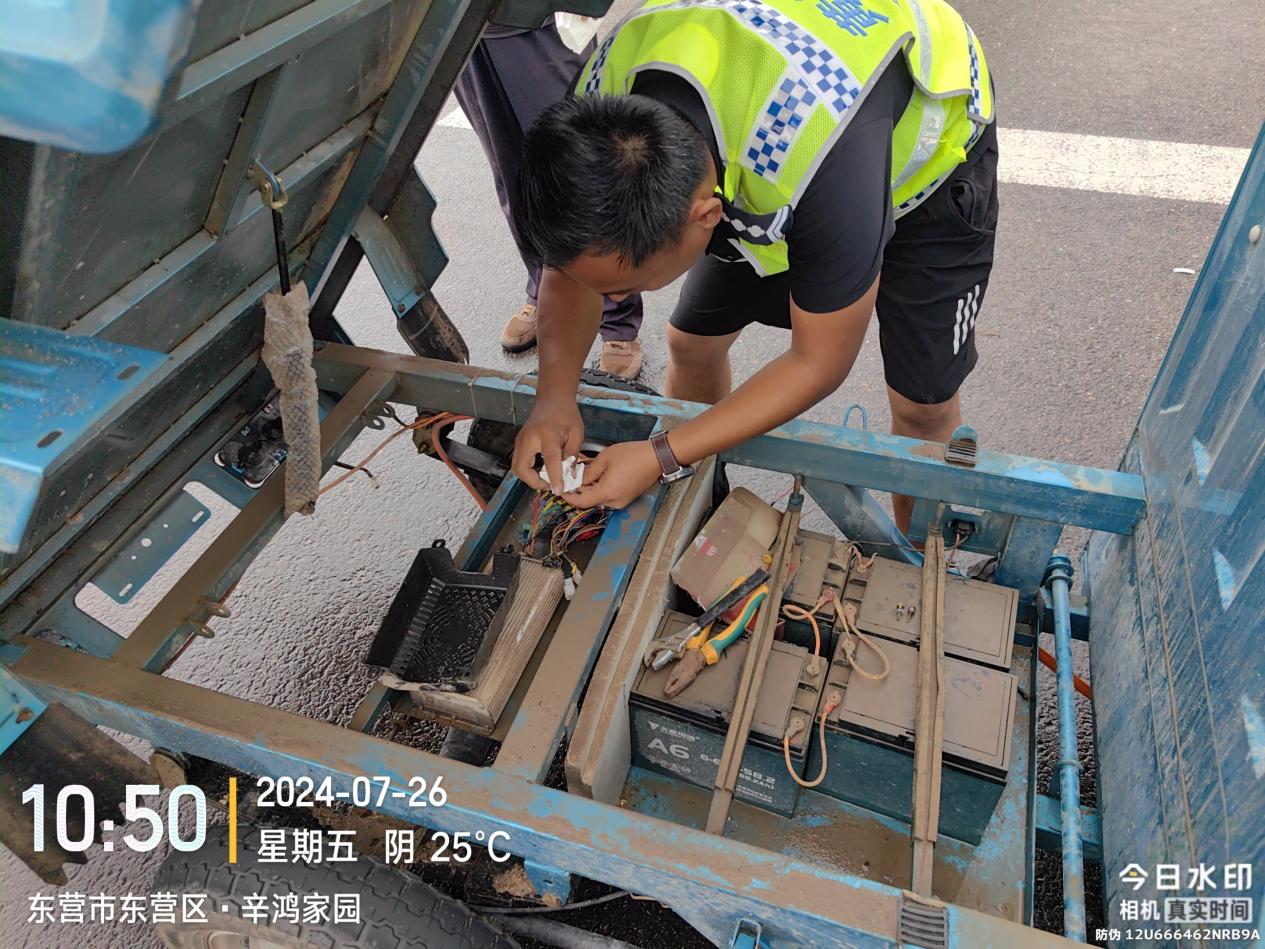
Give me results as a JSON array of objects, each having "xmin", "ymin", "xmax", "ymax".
[{"xmin": 0, "ymin": 1, "xmax": 1261, "ymax": 946}]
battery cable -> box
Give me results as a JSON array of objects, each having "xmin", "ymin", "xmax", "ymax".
[
  {"xmin": 783, "ymin": 691, "xmax": 841, "ymax": 789},
  {"xmin": 831, "ymin": 592, "xmax": 890, "ymax": 681}
]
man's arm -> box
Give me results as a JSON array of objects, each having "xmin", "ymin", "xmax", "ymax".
[
  {"xmin": 566, "ymin": 279, "xmax": 877, "ymax": 507},
  {"xmin": 511, "ymin": 267, "xmax": 604, "ymax": 491},
  {"xmin": 534, "ymin": 267, "xmax": 603, "ymax": 400}
]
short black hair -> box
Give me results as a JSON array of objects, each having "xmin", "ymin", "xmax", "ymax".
[{"xmin": 516, "ymin": 94, "xmax": 709, "ymax": 268}]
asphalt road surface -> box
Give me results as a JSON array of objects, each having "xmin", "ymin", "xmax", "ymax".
[{"xmin": 2, "ymin": 0, "xmax": 1261, "ymax": 945}]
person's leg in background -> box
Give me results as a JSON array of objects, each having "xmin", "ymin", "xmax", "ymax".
[
  {"xmin": 665, "ymin": 256, "xmax": 792, "ymax": 402},
  {"xmin": 452, "ymin": 23, "xmax": 645, "ymax": 378},
  {"xmin": 876, "ymin": 122, "xmax": 999, "ymax": 535}
]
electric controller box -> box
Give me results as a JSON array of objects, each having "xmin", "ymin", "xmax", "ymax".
[{"xmin": 629, "ymin": 611, "xmax": 828, "ymax": 817}]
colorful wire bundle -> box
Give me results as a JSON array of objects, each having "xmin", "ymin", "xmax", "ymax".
[{"xmin": 522, "ymin": 492, "xmax": 608, "ymax": 560}]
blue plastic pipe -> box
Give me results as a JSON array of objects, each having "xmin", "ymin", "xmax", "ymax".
[{"xmin": 1044, "ymin": 555, "xmax": 1086, "ymax": 941}]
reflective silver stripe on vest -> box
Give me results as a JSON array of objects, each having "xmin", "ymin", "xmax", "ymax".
[
  {"xmin": 893, "ymin": 96, "xmax": 945, "ymax": 189},
  {"xmin": 904, "ymin": 0, "xmax": 934, "ymax": 79}
]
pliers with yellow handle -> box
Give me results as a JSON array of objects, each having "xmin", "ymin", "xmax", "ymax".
[{"xmin": 663, "ymin": 584, "xmax": 769, "ymax": 698}]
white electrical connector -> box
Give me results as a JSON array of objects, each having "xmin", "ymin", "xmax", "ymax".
[
  {"xmin": 563, "ymin": 577, "xmax": 576, "ymax": 601},
  {"xmin": 538, "ymin": 455, "xmax": 584, "ymax": 494}
]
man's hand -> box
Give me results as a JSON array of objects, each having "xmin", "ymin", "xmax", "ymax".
[
  {"xmin": 562, "ymin": 440, "xmax": 661, "ymax": 509},
  {"xmin": 512, "ymin": 398, "xmax": 585, "ymax": 492}
]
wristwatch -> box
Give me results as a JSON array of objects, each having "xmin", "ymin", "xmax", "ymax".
[{"xmin": 649, "ymin": 431, "xmax": 695, "ymax": 484}]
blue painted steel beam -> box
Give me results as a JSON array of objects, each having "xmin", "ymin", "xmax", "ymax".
[
  {"xmin": 109, "ymin": 368, "xmax": 398, "ymax": 670},
  {"xmin": 996, "ymin": 517, "xmax": 1065, "ymax": 594},
  {"xmin": 522, "ymin": 859, "xmax": 572, "ymax": 905},
  {"xmin": 454, "ymin": 475, "xmax": 528, "ymax": 570},
  {"xmin": 353, "ymin": 208, "xmax": 428, "ymax": 316},
  {"xmin": 307, "ymin": 0, "xmax": 476, "ymax": 298},
  {"xmin": 803, "ymin": 478, "xmax": 922, "ymax": 566},
  {"xmin": 171, "ymin": 0, "xmax": 395, "ymax": 121},
  {"xmin": 0, "ymin": 321, "xmax": 165, "ymax": 553},
  {"xmin": 0, "ymin": 666, "xmax": 46, "ymax": 754},
  {"xmin": 0, "ymin": 358, "xmax": 260, "ymax": 621},
  {"xmin": 494, "ymin": 491, "xmax": 663, "ymax": 782},
  {"xmin": 1034, "ymin": 793, "xmax": 1103, "ymax": 864},
  {"xmin": 6, "ymin": 637, "xmax": 1075, "ymax": 949},
  {"xmin": 204, "ymin": 67, "xmax": 287, "ymax": 236},
  {"xmin": 312, "ymin": 344, "xmax": 1147, "ymax": 534},
  {"xmin": 1044, "ymin": 556, "xmax": 1086, "ymax": 942}
]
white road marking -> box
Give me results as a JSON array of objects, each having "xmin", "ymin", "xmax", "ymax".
[
  {"xmin": 435, "ymin": 107, "xmax": 1252, "ymax": 205},
  {"xmin": 996, "ymin": 128, "xmax": 1250, "ymax": 205},
  {"xmin": 438, "ymin": 108, "xmax": 473, "ymax": 130}
]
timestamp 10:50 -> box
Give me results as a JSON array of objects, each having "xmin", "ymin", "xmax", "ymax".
[{"xmin": 22, "ymin": 784, "xmax": 206, "ymax": 855}]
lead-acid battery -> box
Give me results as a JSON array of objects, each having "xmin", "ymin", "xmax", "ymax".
[{"xmin": 630, "ymin": 611, "xmax": 828, "ymax": 817}]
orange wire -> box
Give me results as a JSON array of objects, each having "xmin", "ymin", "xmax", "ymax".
[
  {"xmin": 1038, "ymin": 646, "xmax": 1093, "ymax": 699},
  {"xmin": 780, "ymin": 603, "xmax": 822, "ymax": 657},
  {"xmin": 783, "ymin": 696, "xmax": 840, "ymax": 789},
  {"xmin": 430, "ymin": 415, "xmax": 488, "ymax": 510},
  {"xmin": 318, "ymin": 412, "xmax": 448, "ymax": 496},
  {"xmin": 319, "ymin": 410, "xmax": 487, "ymax": 511}
]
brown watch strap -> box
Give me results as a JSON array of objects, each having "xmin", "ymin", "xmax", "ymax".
[{"xmin": 649, "ymin": 431, "xmax": 680, "ymax": 478}]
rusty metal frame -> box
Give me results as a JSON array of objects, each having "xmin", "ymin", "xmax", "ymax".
[
  {"xmin": 7, "ymin": 635, "xmax": 1076, "ymax": 948},
  {"xmin": 311, "ymin": 343, "xmax": 1147, "ymax": 534},
  {"xmin": 0, "ymin": 343, "xmax": 1122, "ymax": 946}
]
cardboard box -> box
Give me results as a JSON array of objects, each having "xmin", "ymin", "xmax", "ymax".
[{"xmin": 671, "ymin": 487, "xmax": 779, "ymax": 607}]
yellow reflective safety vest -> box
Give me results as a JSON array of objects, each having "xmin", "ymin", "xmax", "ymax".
[{"xmin": 577, "ymin": 0, "xmax": 994, "ymax": 275}]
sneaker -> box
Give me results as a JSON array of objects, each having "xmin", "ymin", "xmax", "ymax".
[
  {"xmin": 500, "ymin": 302, "xmax": 537, "ymax": 352},
  {"xmin": 599, "ymin": 339, "xmax": 643, "ymax": 380}
]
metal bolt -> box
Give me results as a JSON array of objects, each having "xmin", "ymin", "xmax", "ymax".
[
  {"xmin": 1250, "ymin": 224, "xmax": 1262, "ymax": 245},
  {"xmin": 16, "ymin": 707, "xmax": 34, "ymax": 723},
  {"xmin": 396, "ymin": 303, "xmax": 406, "ymax": 313}
]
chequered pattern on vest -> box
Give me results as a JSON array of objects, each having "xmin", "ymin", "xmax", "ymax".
[
  {"xmin": 588, "ymin": 0, "xmax": 863, "ymax": 119},
  {"xmin": 733, "ymin": 1, "xmax": 863, "ymax": 116},
  {"xmin": 747, "ymin": 76, "xmax": 817, "ymax": 177},
  {"xmin": 894, "ymin": 174, "xmax": 942, "ymax": 216},
  {"xmin": 584, "ymin": 31, "xmax": 618, "ymax": 95}
]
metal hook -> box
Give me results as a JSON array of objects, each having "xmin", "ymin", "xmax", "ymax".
[
  {"xmin": 249, "ymin": 159, "xmax": 291, "ymax": 293},
  {"xmin": 248, "ymin": 159, "xmax": 287, "ymax": 210},
  {"xmin": 842, "ymin": 403, "xmax": 869, "ymax": 431}
]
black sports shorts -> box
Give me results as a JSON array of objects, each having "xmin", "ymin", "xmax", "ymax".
[{"xmin": 669, "ymin": 121, "xmax": 999, "ymax": 405}]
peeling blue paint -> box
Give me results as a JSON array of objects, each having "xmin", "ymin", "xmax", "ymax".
[
  {"xmin": 0, "ymin": 0, "xmax": 198, "ymax": 152},
  {"xmin": 1242, "ymin": 695, "xmax": 1265, "ymax": 779}
]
